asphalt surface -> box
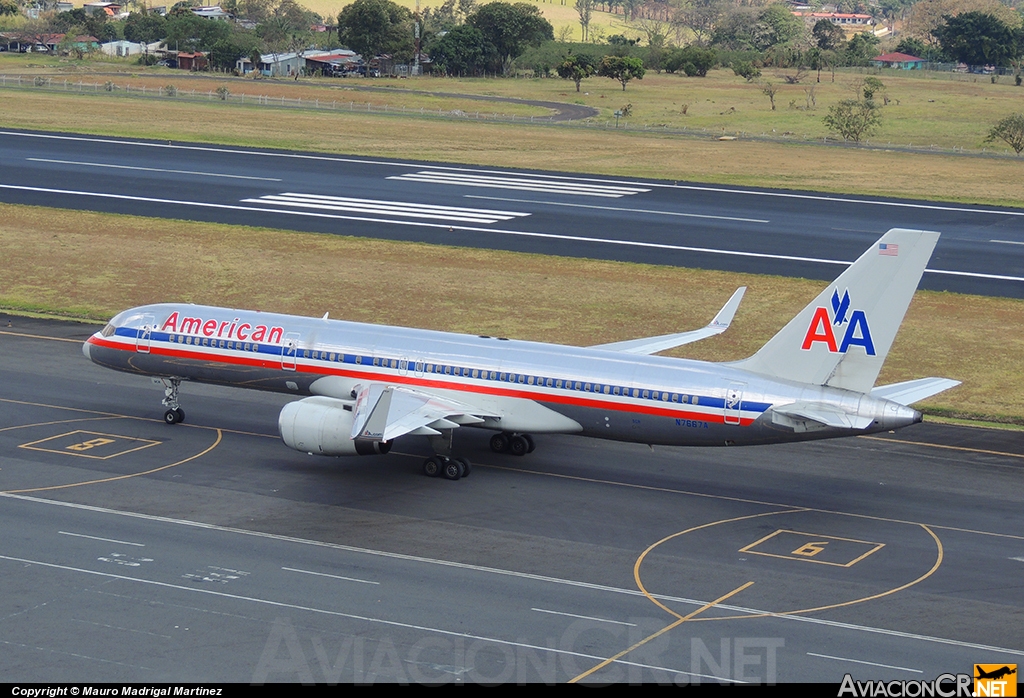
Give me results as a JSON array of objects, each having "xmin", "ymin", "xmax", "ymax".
[
  {"xmin": 1, "ymin": 129, "xmax": 1022, "ymax": 298},
  {"xmin": 1, "ymin": 316, "xmax": 1022, "ymax": 684}
]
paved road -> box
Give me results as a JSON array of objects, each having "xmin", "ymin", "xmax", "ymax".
[
  {"xmin": 1, "ymin": 317, "xmax": 1022, "ymax": 683},
  {"xmin": 1, "ymin": 129, "xmax": 1022, "ymax": 298}
]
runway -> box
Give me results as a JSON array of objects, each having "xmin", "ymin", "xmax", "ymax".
[
  {"xmin": 1, "ymin": 129, "xmax": 1023, "ymax": 298},
  {"xmin": 1, "ymin": 317, "xmax": 1022, "ymax": 683}
]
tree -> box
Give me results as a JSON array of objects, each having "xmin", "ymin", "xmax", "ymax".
[
  {"xmin": 209, "ymin": 32, "xmax": 260, "ymax": 70},
  {"xmin": 758, "ymin": 79, "xmax": 778, "ymax": 110},
  {"xmin": 124, "ymin": 11, "xmax": 168, "ymax": 44},
  {"xmin": 932, "ymin": 11, "xmax": 1019, "ymax": 66},
  {"xmin": 665, "ymin": 45, "xmax": 716, "ymax": 76},
  {"xmin": 812, "ymin": 18, "xmax": 845, "ymax": 51},
  {"xmin": 556, "ymin": 51, "xmax": 595, "ymax": 91},
  {"xmin": 597, "ymin": 54, "xmax": 645, "ymax": 90},
  {"xmin": 845, "ymin": 31, "xmax": 881, "ymax": 65},
  {"xmin": 467, "ymin": 2, "xmax": 553, "ymax": 73},
  {"xmin": 575, "ymin": 0, "xmax": 593, "ymax": 43},
  {"xmin": 985, "ymin": 113, "xmax": 1024, "ymax": 153},
  {"xmin": 164, "ymin": 13, "xmax": 231, "ymax": 52},
  {"xmin": 824, "ymin": 99, "xmax": 882, "ymax": 142},
  {"xmin": 337, "ymin": 0, "xmax": 415, "ymax": 61},
  {"xmin": 1, "ymin": 0, "xmax": 20, "ymax": 15},
  {"xmin": 428, "ymin": 24, "xmax": 491, "ymax": 75}
]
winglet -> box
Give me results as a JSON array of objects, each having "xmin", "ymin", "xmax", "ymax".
[{"xmin": 591, "ymin": 287, "xmax": 746, "ymax": 355}]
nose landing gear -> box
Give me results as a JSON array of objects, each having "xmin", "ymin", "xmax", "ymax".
[{"xmin": 160, "ymin": 378, "xmax": 185, "ymax": 424}]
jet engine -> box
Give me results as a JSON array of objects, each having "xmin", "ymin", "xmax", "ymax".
[{"xmin": 279, "ymin": 396, "xmax": 391, "ymax": 456}]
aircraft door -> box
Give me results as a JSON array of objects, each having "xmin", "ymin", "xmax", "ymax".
[
  {"xmin": 724, "ymin": 382, "xmax": 745, "ymax": 425},
  {"xmin": 282, "ymin": 332, "xmax": 299, "ymax": 371},
  {"xmin": 136, "ymin": 313, "xmax": 155, "ymax": 354}
]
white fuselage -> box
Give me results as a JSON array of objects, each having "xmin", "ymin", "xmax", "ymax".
[{"xmin": 84, "ymin": 303, "xmax": 920, "ymax": 447}]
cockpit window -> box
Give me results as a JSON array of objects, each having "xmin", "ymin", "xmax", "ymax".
[{"xmin": 101, "ymin": 324, "xmax": 115, "ymax": 337}]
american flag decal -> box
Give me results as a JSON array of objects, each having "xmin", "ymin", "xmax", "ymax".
[{"xmin": 879, "ymin": 243, "xmax": 899, "ymax": 256}]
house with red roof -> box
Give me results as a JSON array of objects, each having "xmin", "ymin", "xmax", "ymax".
[{"xmin": 871, "ymin": 52, "xmax": 926, "ymax": 70}]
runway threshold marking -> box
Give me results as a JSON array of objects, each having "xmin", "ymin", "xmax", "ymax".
[
  {"xmin": 569, "ymin": 581, "xmax": 754, "ymax": 684},
  {"xmin": 5, "ymin": 130, "xmax": 1024, "ymax": 217},
  {"xmin": 464, "ymin": 194, "xmax": 769, "ymax": 223},
  {"xmin": 6, "ymin": 491, "xmax": 1022, "ymax": 659},
  {"xmin": 2, "ymin": 183, "xmax": 1020, "ymax": 284}
]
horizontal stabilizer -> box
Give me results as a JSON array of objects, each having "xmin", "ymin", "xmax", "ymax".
[
  {"xmin": 592, "ymin": 287, "xmax": 746, "ymax": 355},
  {"xmin": 772, "ymin": 402, "xmax": 874, "ymax": 430},
  {"xmin": 870, "ymin": 377, "xmax": 960, "ymax": 406},
  {"xmin": 351, "ymin": 383, "xmax": 499, "ymax": 442}
]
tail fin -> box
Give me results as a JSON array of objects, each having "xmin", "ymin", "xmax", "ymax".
[{"xmin": 731, "ymin": 228, "xmax": 939, "ymax": 393}]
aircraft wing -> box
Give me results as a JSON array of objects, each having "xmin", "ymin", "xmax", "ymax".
[
  {"xmin": 870, "ymin": 377, "xmax": 961, "ymax": 406},
  {"xmin": 350, "ymin": 383, "xmax": 497, "ymax": 442},
  {"xmin": 591, "ymin": 287, "xmax": 745, "ymax": 355}
]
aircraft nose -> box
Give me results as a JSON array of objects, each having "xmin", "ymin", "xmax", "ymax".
[{"xmin": 82, "ymin": 338, "xmax": 92, "ymax": 361}]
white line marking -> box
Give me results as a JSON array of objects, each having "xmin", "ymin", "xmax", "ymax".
[
  {"xmin": 282, "ymin": 566, "xmax": 379, "ymax": 585},
  {"xmin": 1011, "ymin": 556, "xmax": 1024, "ymax": 562},
  {"xmin": 2, "ymin": 184, "xmax": 1017, "ymax": 282},
  {"xmin": 402, "ymin": 171, "xmax": 648, "ymax": 194},
  {"xmin": 531, "ymin": 608, "xmax": 637, "ymax": 626},
  {"xmin": 26, "ymin": 158, "xmax": 282, "ymax": 181},
  {"xmin": 0, "ymin": 553, "xmax": 716, "ymax": 680},
  {"xmin": 59, "ymin": 530, "xmax": 145, "ymax": 547},
  {"xmin": 389, "ymin": 173, "xmax": 647, "ymax": 198},
  {"xmin": 807, "ymin": 653, "xmax": 923, "ymax": 673},
  {"xmin": 991, "ymin": 239, "xmax": 1024, "ymax": 245},
  {"xmin": 5, "ymin": 130, "xmax": 1023, "ymax": 216},
  {"xmin": 241, "ymin": 193, "xmax": 528, "ymax": 223},
  {"xmin": 464, "ymin": 195, "xmax": 769, "ymax": 223},
  {"xmin": 6, "ymin": 493, "xmax": 1024, "ymax": 659}
]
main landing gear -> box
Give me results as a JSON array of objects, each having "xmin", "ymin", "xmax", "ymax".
[
  {"xmin": 489, "ymin": 432, "xmax": 534, "ymax": 456},
  {"xmin": 422, "ymin": 455, "xmax": 472, "ymax": 480},
  {"xmin": 160, "ymin": 378, "xmax": 185, "ymax": 425}
]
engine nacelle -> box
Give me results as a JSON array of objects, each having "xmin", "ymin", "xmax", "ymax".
[{"xmin": 279, "ymin": 396, "xmax": 392, "ymax": 456}]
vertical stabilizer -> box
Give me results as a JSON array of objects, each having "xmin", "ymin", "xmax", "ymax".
[{"xmin": 731, "ymin": 228, "xmax": 939, "ymax": 393}]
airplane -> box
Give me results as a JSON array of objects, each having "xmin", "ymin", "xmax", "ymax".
[
  {"xmin": 83, "ymin": 228, "xmax": 959, "ymax": 481},
  {"xmin": 975, "ymin": 666, "xmax": 1017, "ymax": 681}
]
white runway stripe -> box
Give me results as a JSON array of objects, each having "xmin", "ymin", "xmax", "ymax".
[
  {"xmin": 388, "ymin": 170, "xmax": 650, "ymax": 197},
  {"xmin": 240, "ymin": 192, "xmax": 530, "ymax": 224}
]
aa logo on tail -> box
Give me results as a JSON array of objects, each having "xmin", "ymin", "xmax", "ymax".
[{"xmin": 801, "ymin": 289, "xmax": 876, "ymax": 355}]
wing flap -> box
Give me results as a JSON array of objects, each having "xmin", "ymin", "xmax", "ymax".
[
  {"xmin": 351, "ymin": 383, "xmax": 499, "ymax": 443},
  {"xmin": 592, "ymin": 287, "xmax": 745, "ymax": 355}
]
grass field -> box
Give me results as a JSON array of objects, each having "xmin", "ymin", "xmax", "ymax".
[{"xmin": 2, "ymin": 203, "xmax": 1022, "ymax": 422}]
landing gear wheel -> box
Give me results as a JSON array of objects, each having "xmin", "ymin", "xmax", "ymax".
[
  {"xmin": 164, "ymin": 409, "xmax": 180, "ymax": 425},
  {"xmin": 174, "ymin": 408, "xmax": 185, "ymax": 424},
  {"xmin": 510, "ymin": 435, "xmax": 529, "ymax": 457},
  {"xmin": 489, "ymin": 433, "xmax": 510, "ymax": 453},
  {"xmin": 456, "ymin": 457, "xmax": 472, "ymax": 478},
  {"xmin": 442, "ymin": 458, "xmax": 465, "ymax": 480},
  {"xmin": 422, "ymin": 456, "xmax": 442, "ymax": 477},
  {"xmin": 524, "ymin": 434, "xmax": 535, "ymax": 453}
]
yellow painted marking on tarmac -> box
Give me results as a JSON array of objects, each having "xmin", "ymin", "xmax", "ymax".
[
  {"xmin": 0, "ymin": 397, "xmax": 277, "ymax": 439},
  {"xmin": 859, "ymin": 434, "xmax": 1024, "ymax": 461},
  {"xmin": 738, "ymin": 529, "xmax": 885, "ymax": 567},
  {"xmin": 632, "ymin": 509, "xmax": 805, "ymax": 621},
  {"xmin": 2, "ymin": 429, "xmax": 222, "ymax": 494},
  {"xmin": 0, "ymin": 416, "xmax": 128, "ymax": 433},
  {"xmin": 0, "ymin": 330, "xmax": 83, "ymax": 343},
  {"xmin": 569, "ymin": 581, "xmax": 754, "ymax": 684},
  {"xmin": 477, "ymin": 461, "xmax": 1024, "ymax": 542},
  {"xmin": 19, "ymin": 430, "xmax": 160, "ymax": 460}
]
